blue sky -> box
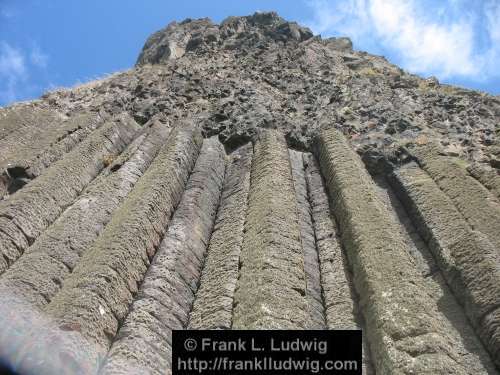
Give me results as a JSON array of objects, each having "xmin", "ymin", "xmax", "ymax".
[{"xmin": 0, "ymin": 0, "xmax": 499, "ymax": 106}]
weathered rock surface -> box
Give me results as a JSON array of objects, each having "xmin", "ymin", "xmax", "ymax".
[
  {"xmin": 232, "ymin": 130, "xmax": 308, "ymax": 329},
  {"xmin": 101, "ymin": 137, "xmax": 225, "ymax": 374},
  {"xmin": 0, "ymin": 11, "xmax": 499, "ymax": 375},
  {"xmin": 0, "ymin": 120, "xmax": 171, "ymax": 310},
  {"xmin": 316, "ymin": 129, "xmax": 470, "ymax": 374},
  {"xmin": 188, "ymin": 143, "xmax": 252, "ymax": 330},
  {"xmin": 0, "ymin": 114, "xmax": 139, "ymax": 275}
]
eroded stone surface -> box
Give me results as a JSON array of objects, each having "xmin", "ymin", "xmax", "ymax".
[
  {"xmin": 0, "ymin": 114, "xmax": 139, "ymax": 275},
  {"xmin": 390, "ymin": 163, "xmax": 500, "ymax": 368},
  {"xmin": 0, "ymin": 121, "xmax": 171, "ymax": 310},
  {"xmin": 24, "ymin": 125, "xmax": 203, "ymax": 372},
  {"xmin": 101, "ymin": 137, "xmax": 225, "ymax": 375},
  {"xmin": 467, "ymin": 163, "xmax": 500, "ymax": 199},
  {"xmin": 188, "ymin": 143, "xmax": 252, "ymax": 330},
  {"xmin": 411, "ymin": 144, "xmax": 500, "ymax": 253},
  {"xmin": 0, "ymin": 112, "xmax": 104, "ymax": 199},
  {"xmin": 232, "ymin": 130, "xmax": 308, "ymax": 329},
  {"xmin": 289, "ymin": 149, "xmax": 326, "ymax": 329},
  {"xmin": 373, "ymin": 175, "xmax": 496, "ymax": 374},
  {"xmin": 304, "ymin": 153, "xmax": 374, "ymax": 374},
  {"xmin": 315, "ymin": 128, "xmax": 469, "ymax": 374},
  {"xmin": 0, "ymin": 11, "xmax": 499, "ymax": 375}
]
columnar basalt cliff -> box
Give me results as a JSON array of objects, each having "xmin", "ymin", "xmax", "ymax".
[{"xmin": 0, "ymin": 12, "xmax": 499, "ymax": 375}]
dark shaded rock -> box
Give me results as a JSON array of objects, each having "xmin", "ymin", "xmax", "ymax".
[
  {"xmin": 324, "ymin": 36, "xmax": 353, "ymax": 51},
  {"xmin": 22, "ymin": 11, "xmax": 500, "ymax": 176},
  {"xmin": 490, "ymin": 157, "xmax": 500, "ymax": 169}
]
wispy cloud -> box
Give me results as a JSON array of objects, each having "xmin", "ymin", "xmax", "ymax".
[
  {"xmin": 0, "ymin": 43, "xmax": 27, "ymax": 78},
  {"xmin": 0, "ymin": 42, "xmax": 27, "ymax": 104},
  {"xmin": 305, "ymin": 0, "xmax": 500, "ymax": 81},
  {"xmin": 0, "ymin": 42, "xmax": 50, "ymax": 105},
  {"xmin": 30, "ymin": 44, "xmax": 49, "ymax": 68}
]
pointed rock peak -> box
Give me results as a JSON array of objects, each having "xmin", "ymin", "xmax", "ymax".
[
  {"xmin": 136, "ymin": 12, "xmax": 314, "ymax": 66},
  {"xmin": 245, "ymin": 11, "xmax": 285, "ymax": 26}
]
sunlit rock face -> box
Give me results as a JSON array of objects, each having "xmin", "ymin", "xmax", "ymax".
[{"xmin": 0, "ymin": 12, "xmax": 500, "ymax": 375}]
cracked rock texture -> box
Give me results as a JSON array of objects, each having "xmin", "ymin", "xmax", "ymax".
[{"xmin": 0, "ymin": 11, "xmax": 499, "ymax": 375}]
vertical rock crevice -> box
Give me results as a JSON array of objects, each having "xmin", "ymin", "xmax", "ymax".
[
  {"xmin": 304, "ymin": 153, "xmax": 374, "ymax": 374},
  {"xmin": 410, "ymin": 145, "xmax": 500, "ymax": 254},
  {"xmin": 288, "ymin": 149, "xmax": 326, "ymax": 330},
  {"xmin": 315, "ymin": 128, "xmax": 470, "ymax": 374},
  {"xmin": 372, "ymin": 174, "xmax": 497, "ymax": 374},
  {"xmin": 0, "ymin": 114, "xmax": 140, "ymax": 275},
  {"xmin": 0, "ymin": 121, "xmax": 172, "ymax": 311},
  {"xmin": 100, "ymin": 136, "xmax": 226, "ymax": 375},
  {"xmin": 188, "ymin": 142, "xmax": 253, "ymax": 330},
  {"xmin": 389, "ymin": 162, "xmax": 500, "ymax": 368},
  {"xmin": 232, "ymin": 129, "xmax": 308, "ymax": 329},
  {"xmin": 11, "ymin": 125, "xmax": 203, "ymax": 375}
]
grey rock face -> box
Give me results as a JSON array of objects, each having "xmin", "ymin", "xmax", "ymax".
[
  {"xmin": 29, "ymin": 12, "xmax": 498, "ymax": 168},
  {"xmin": 316, "ymin": 129, "xmax": 471, "ymax": 374},
  {"xmin": 232, "ymin": 130, "xmax": 308, "ymax": 329},
  {"xmin": 0, "ymin": 115, "xmax": 139, "ymax": 274},
  {"xmin": 188, "ymin": 143, "xmax": 252, "ymax": 330},
  {"xmin": 0, "ymin": 121, "xmax": 171, "ymax": 309},
  {"xmin": 101, "ymin": 137, "xmax": 225, "ymax": 375},
  {"xmin": 0, "ymin": 11, "xmax": 499, "ymax": 375}
]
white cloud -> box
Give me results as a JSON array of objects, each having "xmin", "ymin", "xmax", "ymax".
[
  {"xmin": 486, "ymin": 3, "xmax": 500, "ymax": 42},
  {"xmin": 305, "ymin": 0, "xmax": 500, "ymax": 80},
  {"xmin": 0, "ymin": 42, "xmax": 26, "ymax": 78},
  {"xmin": 30, "ymin": 44, "xmax": 49, "ymax": 68},
  {"xmin": 0, "ymin": 42, "xmax": 27, "ymax": 104},
  {"xmin": 368, "ymin": 0, "xmax": 477, "ymax": 77},
  {"xmin": 483, "ymin": 1, "xmax": 500, "ymax": 73},
  {"xmin": 0, "ymin": 42, "xmax": 50, "ymax": 105},
  {"xmin": 306, "ymin": 0, "xmax": 370, "ymax": 39}
]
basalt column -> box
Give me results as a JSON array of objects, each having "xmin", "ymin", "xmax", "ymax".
[
  {"xmin": 0, "ymin": 114, "xmax": 139, "ymax": 274},
  {"xmin": 390, "ymin": 162, "xmax": 500, "ymax": 367},
  {"xmin": 0, "ymin": 121, "xmax": 171, "ymax": 310},
  {"xmin": 188, "ymin": 143, "xmax": 253, "ymax": 330},
  {"xmin": 315, "ymin": 128, "xmax": 469, "ymax": 374},
  {"xmin": 232, "ymin": 130, "xmax": 308, "ymax": 329},
  {"xmin": 101, "ymin": 137, "xmax": 226, "ymax": 375},
  {"xmin": 12, "ymin": 125, "xmax": 203, "ymax": 375}
]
